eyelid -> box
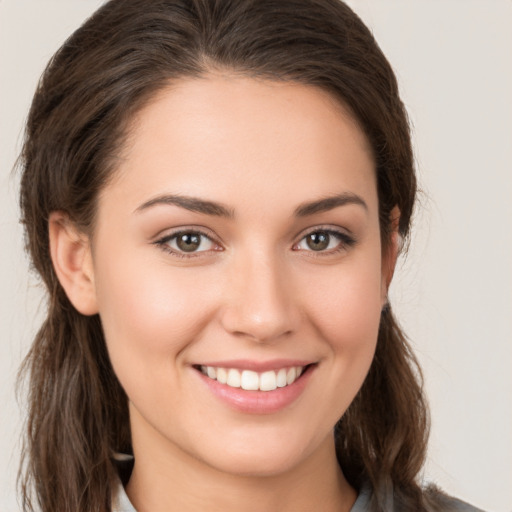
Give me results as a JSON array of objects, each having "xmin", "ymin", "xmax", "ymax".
[
  {"xmin": 152, "ymin": 224, "xmax": 219, "ymax": 242},
  {"xmin": 294, "ymin": 224, "xmax": 355, "ymax": 242},
  {"xmin": 153, "ymin": 226, "xmax": 224, "ymax": 257},
  {"xmin": 292, "ymin": 225, "xmax": 357, "ymax": 253},
  {"xmin": 151, "ymin": 224, "xmax": 356, "ymax": 258}
]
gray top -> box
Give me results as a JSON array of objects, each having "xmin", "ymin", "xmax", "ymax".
[
  {"xmin": 112, "ymin": 480, "xmax": 484, "ymax": 512},
  {"xmin": 114, "ymin": 483, "xmax": 137, "ymax": 512},
  {"xmin": 112, "ymin": 482, "xmax": 372, "ymax": 512}
]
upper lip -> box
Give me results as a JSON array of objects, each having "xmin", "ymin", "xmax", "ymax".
[{"xmin": 193, "ymin": 359, "xmax": 315, "ymax": 372}]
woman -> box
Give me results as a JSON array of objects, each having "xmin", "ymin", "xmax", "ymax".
[{"xmin": 17, "ymin": 0, "xmax": 484, "ymax": 511}]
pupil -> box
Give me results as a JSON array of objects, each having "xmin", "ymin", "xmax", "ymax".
[
  {"xmin": 307, "ymin": 232, "xmax": 329, "ymax": 251},
  {"xmin": 177, "ymin": 233, "xmax": 200, "ymax": 252}
]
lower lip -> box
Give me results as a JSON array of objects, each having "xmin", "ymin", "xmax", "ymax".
[{"xmin": 196, "ymin": 366, "xmax": 315, "ymax": 414}]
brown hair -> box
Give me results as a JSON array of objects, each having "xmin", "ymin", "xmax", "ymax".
[{"xmin": 19, "ymin": 0, "xmax": 437, "ymax": 510}]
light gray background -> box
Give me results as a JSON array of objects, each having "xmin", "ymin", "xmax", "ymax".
[{"xmin": 1, "ymin": 1, "xmax": 511, "ymax": 510}]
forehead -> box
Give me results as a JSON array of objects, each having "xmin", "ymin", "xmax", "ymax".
[{"xmin": 100, "ymin": 75, "xmax": 377, "ymax": 218}]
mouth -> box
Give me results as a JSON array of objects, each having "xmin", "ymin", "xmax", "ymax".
[
  {"xmin": 193, "ymin": 361, "xmax": 316, "ymax": 414},
  {"xmin": 194, "ymin": 364, "xmax": 313, "ymax": 392}
]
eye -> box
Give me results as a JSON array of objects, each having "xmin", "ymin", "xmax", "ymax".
[
  {"xmin": 156, "ymin": 230, "xmax": 219, "ymax": 255},
  {"xmin": 294, "ymin": 229, "xmax": 355, "ymax": 253}
]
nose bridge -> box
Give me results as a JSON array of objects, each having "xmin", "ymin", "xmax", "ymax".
[{"xmin": 221, "ymin": 246, "xmax": 298, "ymax": 343}]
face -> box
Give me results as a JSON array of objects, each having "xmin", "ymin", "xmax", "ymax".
[{"xmin": 88, "ymin": 75, "xmax": 391, "ymax": 477}]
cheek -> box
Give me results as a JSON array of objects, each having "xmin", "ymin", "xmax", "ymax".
[
  {"xmin": 92, "ymin": 248, "xmax": 220, "ymax": 383},
  {"xmin": 299, "ymin": 256, "xmax": 383, "ymax": 351},
  {"xmin": 300, "ymin": 258, "xmax": 383, "ymax": 418}
]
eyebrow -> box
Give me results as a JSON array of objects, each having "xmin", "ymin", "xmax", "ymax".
[
  {"xmin": 135, "ymin": 194, "xmax": 234, "ymax": 218},
  {"xmin": 135, "ymin": 192, "xmax": 367, "ymax": 218},
  {"xmin": 135, "ymin": 195, "xmax": 234, "ymax": 219},
  {"xmin": 294, "ymin": 193, "xmax": 368, "ymax": 217}
]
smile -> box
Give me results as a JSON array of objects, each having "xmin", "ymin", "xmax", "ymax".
[{"xmin": 199, "ymin": 365, "xmax": 305, "ymax": 392}]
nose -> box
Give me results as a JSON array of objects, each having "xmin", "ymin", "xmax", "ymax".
[{"xmin": 220, "ymin": 251, "xmax": 300, "ymax": 344}]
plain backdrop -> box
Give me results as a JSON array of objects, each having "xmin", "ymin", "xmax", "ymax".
[{"xmin": 1, "ymin": 1, "xmax": 511, "ymax": 511}]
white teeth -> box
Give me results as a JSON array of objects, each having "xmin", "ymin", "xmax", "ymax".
[
  {"xmin": 286, "ymin": 367, "xmax": 297, "ymax": 385},
  {"xmin": 217, "ymin": 367, "xmax": 227, "ymax": 384},
  {"xmin": 226, "ymin": 368, "xmax": 241, "ymax": 388},
  {"xmin": 260, "ymin": 371, "xmax": 277, "ymax": 391},
  {"xmin": 276, "ymin": 368, "xmax": 287, "ymax": 388},
  {"xmin": 241, "ymin": 370, "xmax": 259, "ymax": 391},
  {"xmin": 200, "ymin": 365, "xmax": 306, "ymax": 391}
]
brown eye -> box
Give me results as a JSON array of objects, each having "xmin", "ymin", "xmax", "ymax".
[
  {"xmin": 305, "ymin": 231, "xmax": 330, "ymax": 251},
  {"xmin": 158, "ymin": 230, "xmax": 217, "ymax": 255},
  {"xmin": 176, "ymin": 233, "xmax": 201, "ymax": 252},
  {"xmin": 294, "ymin": 228, "xmax": 355, "ymax": 254}
]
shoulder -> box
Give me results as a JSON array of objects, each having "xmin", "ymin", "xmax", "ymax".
[
  {"xmin": 111, "ymin": 477, "xmax": 486, "ymax": 512},
  {"xmin": 423, "ymin": 486, "xmax": 487, "ymax": 512},
  {"xmin": 350, "ymin": 481, "xmax": 486, "ymax": 512}
]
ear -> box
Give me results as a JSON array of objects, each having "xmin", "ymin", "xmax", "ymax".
[
  {"xmin": 381, "ymin": 206, "xmax": 401, "ymax": 305},
  {"xmin": 48, "ymin": 211, "xmax": 98, "ymax": 315}
]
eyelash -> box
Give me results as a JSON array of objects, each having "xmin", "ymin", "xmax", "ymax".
[
  {"xmin": 153, "ymin": 229, "xmax": 221, "ymax": 259},
  {"xmin": 153, "ymin": 227, "xmax": 356, "ymax": 258},
  {"xmin": 292, "ymin": 227, "xmax": 357, "ymax": 256}
]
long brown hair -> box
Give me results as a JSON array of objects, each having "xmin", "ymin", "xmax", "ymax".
[{"xmin": 19, "ymin": 1, "xmax": 437, "ymax": 510}]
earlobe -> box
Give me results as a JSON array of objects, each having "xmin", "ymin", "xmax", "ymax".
[{"xmin": 48, "ymin": 211, "xmax": 98, "ymax": 315}]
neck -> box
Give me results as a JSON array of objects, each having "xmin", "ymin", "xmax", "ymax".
[{"xmin": 126, "ymin": 424, "xmax": 356, "ymax": 512}]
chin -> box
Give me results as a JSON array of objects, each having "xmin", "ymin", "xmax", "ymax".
[
  {"xmin": 188, "ymin": 427, "xmax": 330, "ymax": 479},
  {"xmin": 203, "ymin": 450, "xmax": 305, "ymax": 478}
]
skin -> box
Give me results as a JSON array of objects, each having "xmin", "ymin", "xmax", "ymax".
[{"xmin": 50, "ymin": 75, "xmax": 398, "ymax": 512}]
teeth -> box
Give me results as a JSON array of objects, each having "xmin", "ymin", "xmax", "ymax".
[
  {"xmin": 286, "ymin": 367, "xmax": 297, "ymax": 385},
  {"xmin": 200, "ymin": 365, "xmax": 306, "ymax": 391},
  {"xmin": 226, "ymin": 368, "xmax": 241, "ymax": 388},
  {"xmin": 240, "ymin": 370, "xmax": 259, "ymax": 391},
  {"xmin": 276, "ymin": 368, "xmax": 287, "ymax": 388},
  {"xmin": 217, "ymin": 367, "xmax": 227, "ymax": 384},
  {"xmin": 260, "ymin": 371, "xmax": 277, "ymax": 391}
]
